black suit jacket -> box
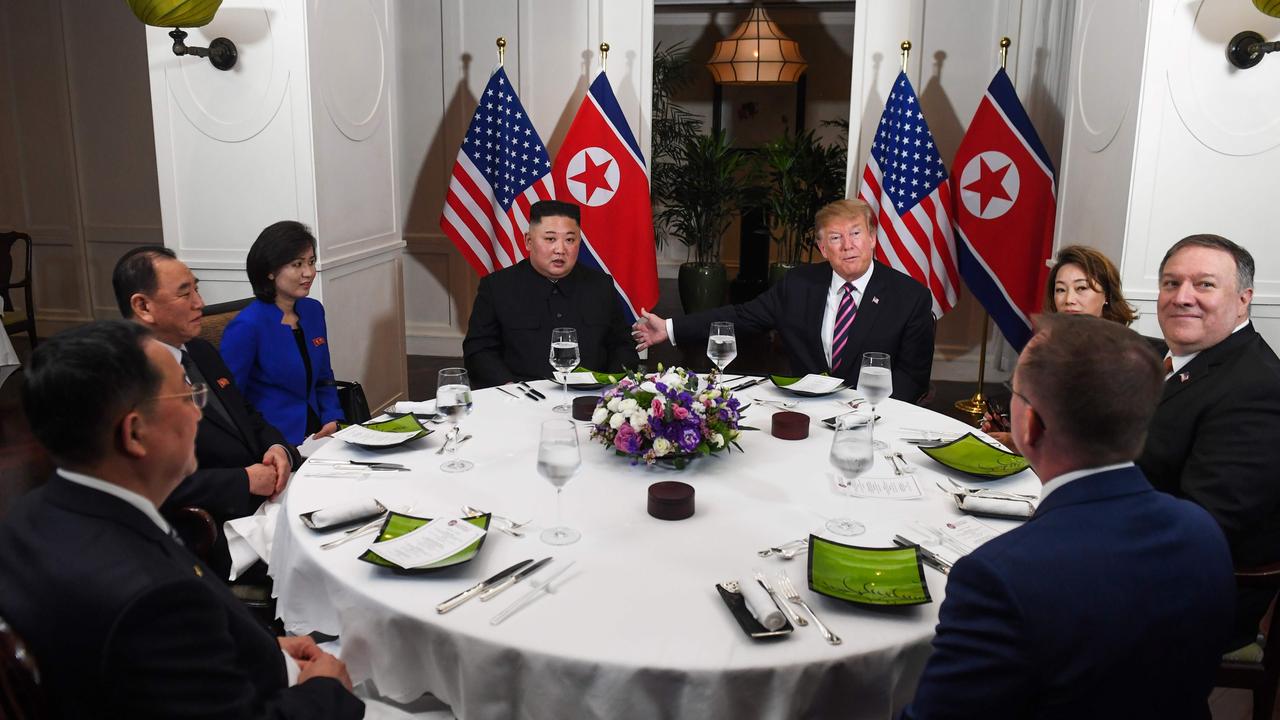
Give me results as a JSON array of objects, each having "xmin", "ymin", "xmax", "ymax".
[
  {"xmin": 163, "ymin": 338, "xmax": 300, "ymax": 522},
  {"xmin": 0, "ymin": 476, "xmax": 364, "ymax": 719},
  {"xmin": 1137, "ymin": 324, "xmax": 1280, "ymax": 645},
  {"xmin": 463, "ymin": 260, "xmax": 639, "ymax": 388},
  {"xmin": 674, "ymin": 262, "xmax": 935, "ymax": 401}
]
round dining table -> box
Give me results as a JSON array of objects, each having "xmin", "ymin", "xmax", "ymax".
[{"xmin": 270, "ymin": 377, "xmax": 1041, "ymax": 720}]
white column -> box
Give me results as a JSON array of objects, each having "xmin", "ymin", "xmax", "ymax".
[{"xmin": 143, "ymin": 0, "xmax": 407, "ymax": 408}]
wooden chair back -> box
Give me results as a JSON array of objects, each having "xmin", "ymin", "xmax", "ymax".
[
  {"xmin": 0, "ymin": 615, "xmax": 46, "ymax": 720},
  {"xmin": 1216, "ymin": 562, "xmax": 1280, "ymax": 720},
  {"xmin": 0, "ymin": 232, "xmax": 36, "ymax": 347}
]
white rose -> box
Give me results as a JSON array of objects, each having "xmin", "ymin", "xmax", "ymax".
[
  {"xmin": 653, "ymin": 437, "xmax": 672, "ymax": 457},
  {"xmin": 639, "ymin": 381, "xmax": 659, "ymax": 394},
  {"xmin": 607, "ymin": 397, "xmax": 622, "ymax": 412},
  {"xmin": 630, "ymin": 413, "xmax": 648, "ymax": 429},
  {"xmin": 712, "ymin": 433, "xmax": 725, "ymax": 448},
  {"xmin": 609, "ymin": 413, "xmax": 626, "ymax": 429},
  {"xmin": 619, "ymin": 398, "xmax": 639, "ymax": 413},
  {"xmin": 591, "ymin": 407, "xmax": 608, "ymax": 424},
  {"xmin": 660, "ymin": 372, "xmax": 683, "ymax": 389}
]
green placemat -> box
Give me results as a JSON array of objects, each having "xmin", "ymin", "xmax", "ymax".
[
  {"xmin": 357, "ymin": 512, "xmax": 491, "ymax": 574},
  {"xmin": 919, "ymin": 432, "xmax": 1030, "ymax": 479},
  {"xmin": 807, "ymin": 535, "xmax": 932, "ymax": 606},
  {"xmin": 336, "ymin": 413, "xmax": 431, "ymax": 448},
  {"xmin": 769, "ymin": 373, "xmax": 846, "ymax": 396}
]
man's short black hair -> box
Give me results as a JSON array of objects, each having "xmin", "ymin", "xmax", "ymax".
[
  {"xmin": 23, "ymin": 321, "xmax": 160, "ymax": 466},
  {"xmin": 528, "ymin": 200, "xmax": 581, "ymax": 226},
  {"xmin": 246, "ymin": 221, "xmax": 316, "ymax": 303},
  {"xmin": 112, "ymin": 246, "xmax": 178, "ymax": 318}
]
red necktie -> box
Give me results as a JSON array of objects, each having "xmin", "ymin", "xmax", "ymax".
[
  {"xmin": 1162, "ymin": 356, "xmax": 1174, "ymax": 376},
  {"xmin": 831, "ymin": 283, "xmax": 858, "ymax": 372}
]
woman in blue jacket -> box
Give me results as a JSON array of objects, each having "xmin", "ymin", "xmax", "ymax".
[{"xmin": 222, "ymin": 221, "xmax": 344, "ymax": 444}]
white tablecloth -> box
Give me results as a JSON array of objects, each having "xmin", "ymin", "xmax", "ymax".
[
  {"xmin": 0, "ymin": 323, "xmax": 18, "ymax": 390},
  {"xmin": 271, "ymin": 380, "xmax": 1040, "ymax": 720}
]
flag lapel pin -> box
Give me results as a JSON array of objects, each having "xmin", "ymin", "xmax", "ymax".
[{"xmin": 872, "ymin": 296, "xmax": 880, "ymax": 305}]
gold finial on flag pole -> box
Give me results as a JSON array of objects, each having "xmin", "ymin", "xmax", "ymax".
[
  {"xmin": 497, "ymin": 37, "xmax": 506, "ymax": 67},
  {"xmin": 900, "ymin": 40, "xmax": 911, "ymax": 72},
  {"xmin": 600, "ymin": 42, "xmax": 610, "ymax": 72},
  {"xmin": 999, "ymin": 36, "xmax": 1011, "ymax": 70}
]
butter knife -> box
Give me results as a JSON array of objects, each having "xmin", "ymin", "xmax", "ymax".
[
  {"xmin": 479, "ymin": 557, "xmax": 552, "ymax": 601},
  {"xmin": 893, "ymin": 535, "xmax": 952, "ymax": 575},
  {"xmin": 517, "ymin": 381, "xmax": 547, "ymax": 400},
  {"xmin": 436, "ymin": 559, "xmax": 533, "ymax": 613}
]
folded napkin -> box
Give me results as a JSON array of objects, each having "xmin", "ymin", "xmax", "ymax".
[
  {"xmin": 392, "ymin": 400, "xmax": 437, "ymax": 416},
  {"xmin": 307, "ymin": 498, "xmax": 384, "ymax": 528},
  {"xmin": 896, "ymin": 528, "xmax": 963, "ymax": 569},
  {"xmin": 956, "ymin": 494, "xmax": 1035, "ymax": 518},
  {"xmin": 224, "ymin": 499, "xmax": 282, "ymax": 581},
  {"xmin": 740, "ymin": 578, "xmax": 785, "ymax": 630}
]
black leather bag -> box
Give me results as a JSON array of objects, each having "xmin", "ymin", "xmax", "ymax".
[{"xmin": 330, "ymin": 380, "xmax": 371, "ymax": 424}]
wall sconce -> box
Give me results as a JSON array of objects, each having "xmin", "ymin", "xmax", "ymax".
[
  {"xmin": 706, "ymin": 7, "xmax": 807, "ymax": 85},
  {"xmin": 127, "ymin": 0, "xmax": 238, "ymax": 71},
  {"xmin": 1228, "ymin": 0, "xmax": 1280, "ymax": 69}
]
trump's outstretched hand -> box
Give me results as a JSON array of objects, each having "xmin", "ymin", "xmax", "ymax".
[{"xmin": 632, "ymin": 308, "xmax": 669, "ymax": 351}]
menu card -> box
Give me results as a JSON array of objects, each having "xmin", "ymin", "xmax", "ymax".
[
  {"xmin": 785, "ymin": 374, "xmax": 845, "ymax": 394},
  {"xmin": 369, "ymin": 518, "xmax": 486, "ymax": 569},
  {"xmin": 841, "ymin": 474, "xmax": 921, "ymax": 499}
]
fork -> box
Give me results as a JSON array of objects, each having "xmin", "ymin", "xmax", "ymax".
[
  {"xmin": 462, "ymin": 506, "xmax": 529, "ymax": 538},
  {"xmin": 883, "ymin": 453, "xmax": 904, "ymax": 476},
  {"xmin": 754, "ymin": 571, "xmax": 807, "ymax": 627},
  {"xmin": 757, "ymin": 538, "xmax": 808, "ymax": 558},
  {"xmin": 778, "ymin": 575, "xmax": 840, "ymax": 645},
  {"xmin": 938, "ymin": 476, "xmax": 1036, "ymax": 501},
  {"xmin": 753, "ymin": 398, "xmax": 798, "ymax": 409}
]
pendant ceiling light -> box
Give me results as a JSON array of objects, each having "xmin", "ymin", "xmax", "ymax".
[{"xmin": 706, "ymin": 7, "xmax": 807, "ymax": 85}]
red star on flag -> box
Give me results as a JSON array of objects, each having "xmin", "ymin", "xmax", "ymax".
[
  {"xmin": 569, "ymin": 154, "xmax": 615, "ymax": 199},
  {"xmin": 962, "ymin": 157, "xmax": 1013, "ymax": 214}
]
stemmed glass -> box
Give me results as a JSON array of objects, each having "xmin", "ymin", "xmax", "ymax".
[
  {"xmin": 549, "ymin": 327, "xmax": 580, "ymax": 413},
  {"xmin": 857, "ymin": 352, "xmax": 893, "ymax": 451},
  {"xmin": 706, "ymin": 321, "xmax": 737, "ymax": 378},
  {"xmin": 827, "ymin": 411, "xmax": 873, "ymax": 536},
  {"xmin": 436, "ymin": 367, "xmax": 474, "ymax": 473},
  {"xmin": 537, "ymin": 419, "xmax": 582, "ymax": 545}
]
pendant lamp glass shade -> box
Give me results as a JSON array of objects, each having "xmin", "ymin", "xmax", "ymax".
[
  {"xmin": 706, "ymin": 7, "xmax": 807, "ymax": 85},
  {"xmin": 127, "ymin": 0, "xmax": 223, "ymax": 28}
]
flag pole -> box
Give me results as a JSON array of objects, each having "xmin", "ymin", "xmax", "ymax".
[
  {"xmin": 497, "ymin": 37, "xmax": 506, "ymax": 67},
  {"xmin": 600, "ymin": 42, "xmax": 609, "ymax": 72},
  {"xmin": 900, "ymin": 40, "xmax": 911, "ymax": 72},
  {"xmin": 954, "ymin": 36, "xmax": 1011, "ymax": 419}
]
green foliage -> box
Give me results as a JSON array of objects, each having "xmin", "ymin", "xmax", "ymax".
[
  {"xmin": 651, "ymin": 42, "xmax": 704, "ymax": 250},
  {"xmin": 754, "ymin": 124, "xmax": 849, "ymax": 265},
  {"xmin": 655, "ymin": 131, "xmax": 753, "ymax": 265}
]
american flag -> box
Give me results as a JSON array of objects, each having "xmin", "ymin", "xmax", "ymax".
[
  {"xmin": 440, "ymin": 67, "xmax": 555, "ymax": 276},
  {"xmin": 858, "ymin": 71, "xmax": 959, "ymax": 317}
]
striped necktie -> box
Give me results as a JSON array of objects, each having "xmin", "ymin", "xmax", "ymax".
[{"xmin": 831, "ymin": 283, "xmax": 858, "ymax": 372}]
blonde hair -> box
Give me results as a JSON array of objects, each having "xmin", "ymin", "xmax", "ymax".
[{"xmin": 814, "ymin": 199, "xmax": 877, "ymax": 236}]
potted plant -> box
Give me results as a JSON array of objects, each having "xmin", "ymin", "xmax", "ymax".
[
  {"xmin": 651, "ymin": 42, "xmax": 703, "ymax": 252},
  {"xmin": 656, "ymin": 131, "xmax": 751, "ymax": 313},
  {"xmin": 756, "ymin": 125, "xmax": 848, "ymax": 284}
]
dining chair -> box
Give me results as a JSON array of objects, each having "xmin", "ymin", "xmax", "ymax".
[
  {"xmin": 1, "ymin": 232, "xmax": 36, "ymax": 348},
  {"xmin": 1216, "ymin": 562, "xmax": 1280, "ymax": 720},
  {"xmin": 0, "ymin": 614, "xmax": 46, "ymax": 720},
  {"xmin": 167, "ymin": 506, "xmax": 218, "ymax": 562},
  {"xmin": 198, "ymin": 297, "xmax": 254, "ymax": 347}
]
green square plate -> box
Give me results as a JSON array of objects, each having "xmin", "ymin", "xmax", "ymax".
[
  {"xmin": 918, "ymin": 432, "xmax": 1030, "ymax": 479},
  {"xmin": 770, "ymin": 374, "xmax": 848, "ymax": 397},
  {"xmin": 807, "ymin": 534, "xmax": 932, "ymax": 606},
  {"xmin": 357, "ymin": 512, "xmax": 491, "ymax": 574},
  {"xmin": 336, "ymin": 413, "xmax": 432, "ymax": 449},
  {"xmin": 554, "ymin": 367, "xmax": 624, "ymax": 390}
]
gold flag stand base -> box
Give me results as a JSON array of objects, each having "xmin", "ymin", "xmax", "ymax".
[{"xmin": 954, "ymin": 315, "xmax": 991, "ymax": 418}]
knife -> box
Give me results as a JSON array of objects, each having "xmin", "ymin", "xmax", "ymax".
[
  {"xmin": 479, "ymin": 556, "xmax": 552, "ymax": 601},
  {"xmin": 518, "ymin": 381, "xmax": 547, "ymax": 400},
  {"xmin": 893, "ymin": 535, "xmax": 952, "ymax": 575},
  {"xmin": 730, "ymin": 377, "xmax": 766, "ymax": 391},
  {"xmin": 435, "ymin": 559, "xmax": 534, "ymax": 613}
]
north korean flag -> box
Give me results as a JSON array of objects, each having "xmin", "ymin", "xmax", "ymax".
[
  {"xmin": 552, "ymin": 72, "xmax": 659, "ymax": 322},
  {"xmin": 954, "ymin": 68, "xmax": 1057, "ymax": 352}
]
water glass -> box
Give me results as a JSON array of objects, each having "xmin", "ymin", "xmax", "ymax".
[
  {"xmin": 538, "ymin": 419, "xmax": 582, "ymax": 545},
  {"xmin": 549, "ymin": 327, "xmax": 580, "ymax": 413},
  {"xmin": 436, "ymin": 367, "xmax": 474, "ymax": 472},
  {"xmin": 827, "ymin": 411, "xmax": 872, "ymax": 536},
  {"xmin": 706, "ymin": 322, "xmax": 737, "ymax": 375},
  {"xmin": 857, "ymin": 352, "xmax": 893, "ymax": 451}
]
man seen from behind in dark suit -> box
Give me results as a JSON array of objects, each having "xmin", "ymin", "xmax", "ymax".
[
  {"xmin": 902, "ymin": 313, "xmax": 1234, "ymax": 719},
  {"xmin": 633, "ymin": 198, "xmax": 935, "ymax": 401},
  {"xmin": 463, "ymin": 199, "xmax": 639, "ymax": 388},
  {"xmin": 0, "ymin": 321, "xmax": 363, "ymax": 718}
]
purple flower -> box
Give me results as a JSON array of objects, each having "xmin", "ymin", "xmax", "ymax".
[{"xmin": 678, "ymin": 425, "xmax": 701, "ymax": 453}]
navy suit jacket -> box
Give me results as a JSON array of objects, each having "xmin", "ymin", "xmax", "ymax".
[
  {"xmin": 0, "ymin": 476, "xmax": 364, "ymax": 719},
  {"xmin": 673, "ymin": 262, "xmax": 935, "ymax": 402},
  {"xmin": 902, "ymin": 466, "xmax": 1234, "ymax": 720},
  {"xmin": 221, "ymin": 297, "xmax": 344, "ymax": 445}
]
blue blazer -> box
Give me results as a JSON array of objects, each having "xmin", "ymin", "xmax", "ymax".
[
  {"xmin": 220, "ymin": 297, "xmax": 343, "ymax": 445},
  {"xmin": 902, "ymin": 466, "xmax": 1234, "ymax": 720}
]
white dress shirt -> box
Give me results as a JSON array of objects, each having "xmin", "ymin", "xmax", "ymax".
[
  {"xmin": 1163, "ymin": 319, "xmax": 1250, "ymax": 380},
  {"xmin": 1038, "ymin": 461, "xmax": 1134, "ymax": 502},
  {"xmin": 821, "ymin": 264, "xmax": 874, "ymax": 368}
]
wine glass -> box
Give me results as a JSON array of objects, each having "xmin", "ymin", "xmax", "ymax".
[
  {"xmin": 857, "ymin": 352, "xmax": 893, "ymax": 451},
  {"xmin": 436, "ymin": 367, "xmax": 474, "ymax": 473},
  {"xmin": 706, "ymin": 322, "xmax": 737, "ymax": 378},
  {"xmin": 549, "ymin": 327, "xmax": 580, "ymax": 413},
  {"xmin": 538, "ymin": 419, "xmax": 582, "ymax": 545},
  {"xmin": 827, "ymin": 411, "xmax": 872, "ymax": 536}
]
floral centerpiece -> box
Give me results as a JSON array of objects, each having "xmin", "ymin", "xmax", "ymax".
[{"xmin": 588, "ymin": 366, "xmax": 744, "ymax": 468}]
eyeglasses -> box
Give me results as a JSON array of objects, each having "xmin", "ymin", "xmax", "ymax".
[
  {"xmin": 1009, "ymin": 386, "xmax": 1046, "ymax": 430},
  {"xmin": 150, "ymin": 382, "xmax": 209, "ymax": 409}
]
